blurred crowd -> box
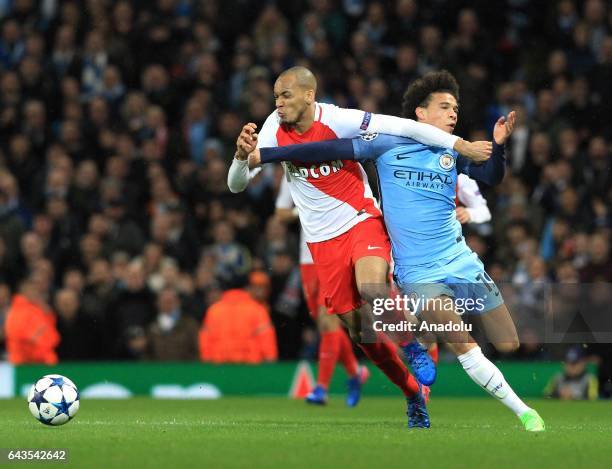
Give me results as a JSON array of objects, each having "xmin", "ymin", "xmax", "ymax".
[{"xmin": 0, "ymin": 0, "xmax": 610, "ymax": 392}]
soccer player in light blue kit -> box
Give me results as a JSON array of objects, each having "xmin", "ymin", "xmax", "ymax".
[{"xmin": 247, "ymin": 71, "xmax": 545, "ymax": 432}]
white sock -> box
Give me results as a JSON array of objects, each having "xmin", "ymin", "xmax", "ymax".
[{"xmin": 458, "ymin": 346, "xmax": 530, "ymax": 416}]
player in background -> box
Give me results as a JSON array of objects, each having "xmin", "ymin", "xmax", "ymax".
[
  {"xmin": 228, "ymin": 66, "xmax": 492, "ymax": 428},
  {"xmin": 456, "ymin": 174, "xmax": 492, "ymax": 225},
  {"xmin": 247, "ymin": 70, "xmax": 546, "ymax": 432},
  {"xmin": 428, "ymin": 174, "xmax": 492, "ymax": 364},
  {"xmin": 276, "ymin": 177, "xmax": 369, "ymax": 406}
]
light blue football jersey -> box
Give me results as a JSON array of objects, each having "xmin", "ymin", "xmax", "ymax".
[{"xmin": 352, "ymin": 133, "xmax": 474, "ymax": 266}]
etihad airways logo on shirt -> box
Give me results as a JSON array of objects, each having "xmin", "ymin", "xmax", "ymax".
[
  {"xmin": 393, "ymin": 170, "xmax": 453, "ymax": 190},
  {"xmin": 285, "ymin": 160, "xmax": 344, "ymax": 179}
]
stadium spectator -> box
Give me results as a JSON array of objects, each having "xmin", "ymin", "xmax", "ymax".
[
  {"xmin": 199, "ymin": 271, "xmax": 277, "ymax": 364},
  {"xmin": 0, "ymin": 189, "xmax": 26, "ymax": 270},
  {"xmin": 4, "ymin": 274, "xmax": 59, "ymax": 365},
  {"xmin": 0, "ymin": 282, "xmax": 12, "ymax": 358},
  {"xmin": 254, "ymin": 4, "xmax": 289, "ymax": 60},
  {"xmin": 545, "ymin": 346, "xmax": 599, "ymax": 400},
  {"xmin": 101, "ymin": 196, "xmax": 146, "ymax": 256},
  {"xmin": 146, "ymin": 286, "xmax": 199, "ymax": 361},
  {"xmin": 55, "ymin": 288, "xmax": 97, "ymax": 360},
  {"xmin": 256, "ymin": 216, "xmax": 297, "ymax": 269},
  {"xmin": 203, "ymin": 219, "xmax": 251, "ymax": 286},
  {"xmin": 80, "ymin": 257, "xmax": 118, "ymax": 359},
  {"xmin": 62, "ymin": 267, "xmax": 85, "ymax": 294},
  {"xmin": 579, "ymin": 232, "xmax": 612, "ymax": 281},
  {"xmin": 159, "ymin": 203, "xmax": 200, "ymax": 273},
  {"xmin": 108, "ymin": 260, "xmax": 155, "ymax": 359},
  {"xmin": 248, "ymin": 270, "xmax": 271, "ymax": 309}
]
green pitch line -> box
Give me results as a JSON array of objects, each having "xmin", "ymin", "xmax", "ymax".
[{"xmin": 1, "ymin": 397, "xmax": 610, "ymax": 468}]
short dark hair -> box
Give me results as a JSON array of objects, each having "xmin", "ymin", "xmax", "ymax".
[{"xmin": 402, "ymin": 70, "xmax": 460, "ymax": 120}]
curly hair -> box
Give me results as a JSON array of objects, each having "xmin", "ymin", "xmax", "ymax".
[{"xmin": 401, "ymin": 70, "xmax": 460, "ymax": 120}]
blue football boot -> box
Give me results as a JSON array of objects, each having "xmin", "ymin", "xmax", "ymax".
[
  {"xmin": 345, "ymin": 366, "xmax": 370, "ymax": 407},
  {"xmin": 407, "ymin": 385, "xmax": 430, "ymax": 428},
  {"xmin": 305, "ymin": 385, "xmax": 328, "ymax": 405},
  {"xmin": 402, "ymin": 340, "xmax": 437, "ymax": 386}
]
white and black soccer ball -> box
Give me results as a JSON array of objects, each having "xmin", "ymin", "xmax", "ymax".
[{"xmin": 27, "ymin": 374, "xmax": 80, "ymax": 426}]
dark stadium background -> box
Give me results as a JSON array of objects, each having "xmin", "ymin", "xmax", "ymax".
[{"xmin": 0, "ymin": 0, "xmax": 610, "ymax": 399}]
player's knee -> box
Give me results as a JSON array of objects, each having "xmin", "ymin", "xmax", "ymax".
[
  {"xmin": 356, "ymin": 283, "xmax": 373, "ymax": 303},
  {"xmin": 494, "ymin": 340, "xmax": 520, "ymax": 354},
  {"xmin": 337, "ymin": 311, "xmax": 363, "ymax": 343},
  {"xmin": 357, "ymin": 283, "xmax": 385, "ymax": 306},
  {"xmin": 317, "ymin": 313, "xmax": 339, "ymax": 333}
]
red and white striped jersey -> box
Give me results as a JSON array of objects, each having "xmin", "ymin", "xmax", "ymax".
[
  {"xmin": 275, "ymin": 176, "xmax": 313, "ymax": 265},
  {"xmin": 258, "ymin": 103, "xmax": 381, "ymax": 243}
]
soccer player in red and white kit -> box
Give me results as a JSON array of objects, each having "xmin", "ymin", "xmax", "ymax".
[
  {"xmin": 456, "ymin": 173, "xmax": 492, "ymax": 225},
  {"xmin": 228, "ymin": 66, "xmax": 491, "ymax": 424},
  {"xmin": 276, "ymin": 176, "xmax": 369, "ymax": 406}
]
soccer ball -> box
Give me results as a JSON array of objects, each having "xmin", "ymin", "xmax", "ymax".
[{"xmin": 27, "ymin": 374, "xmax": 80, "ymax": 426}]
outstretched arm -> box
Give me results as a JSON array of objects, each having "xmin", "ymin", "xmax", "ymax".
[
  {"xmin": 458, "ymin": 112, "xmax": 515, "ymax": 186},
  {"xmin": 258, "ymin": 139, "xmax": 356, "ymax": 165},
  {"xmin": 459, "ymin": 141, "xmax": 506, "ymax": 186},
  {"xmin": 369, "ymin": 113, "xmax": 491, "ymax": 162},
  {"xmin": 248, "ymin": 133, "xmax": 410, "ymax": 166},
  {"xmin": 333, "ymin": 107, "xmax": 491, "ymax": 162}
]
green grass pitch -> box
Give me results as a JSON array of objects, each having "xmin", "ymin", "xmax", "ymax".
[{"xmin": 1, "ymin": 397, "xmax": 610, "ymax": 468}]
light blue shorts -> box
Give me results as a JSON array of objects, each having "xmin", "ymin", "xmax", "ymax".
[{"xmin": 393, "ymin": 247, "xmax": 504, "ymax": 317}]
